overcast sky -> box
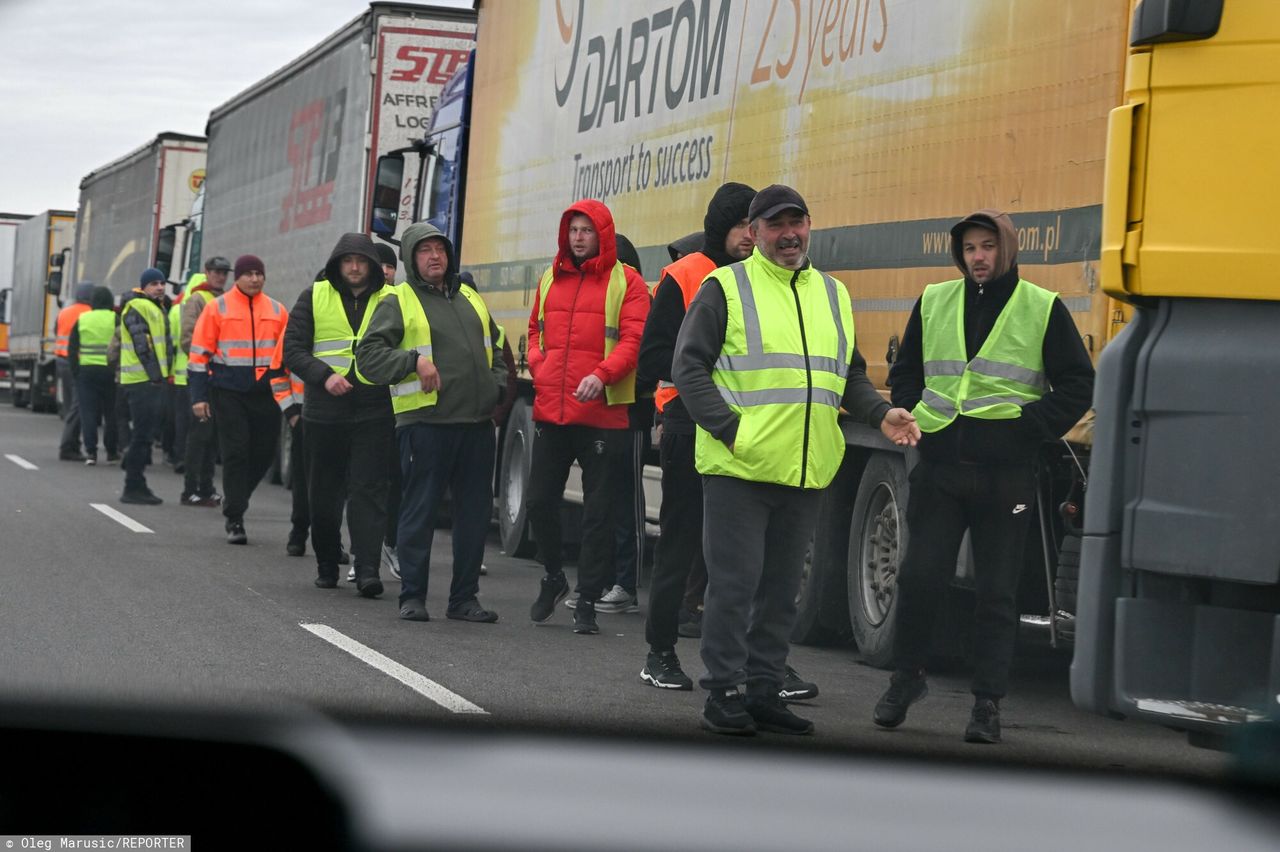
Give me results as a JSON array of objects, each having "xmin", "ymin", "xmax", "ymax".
[{"xmin": 0, "ymin": 0, "xmax": 472, "ymax": 215}]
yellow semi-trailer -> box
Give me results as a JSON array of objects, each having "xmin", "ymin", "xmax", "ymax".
[
  {"xmin": 1072, "ymin": 0, "xmax": 1280, "ymax": 745},
  {"xmin": 378, "ymin": 0, "xmax": 1131, "ymax": 661}
]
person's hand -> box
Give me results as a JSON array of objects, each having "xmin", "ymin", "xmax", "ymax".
[
  {"xmin": 880, "ymin": 407, "xmax": 921, "ymax": 447},
  {"xmin": 574, "ymin": 374, "xmax": 604, "ymax": 402},
  {"xmin": 192, "ymin": 402, "xmax": 210, "ymax": 421},
  {"xmin": 324, "ymin": 373, "xmax": 353, "ymax": 396},
  {"xmin": 415, "ymin": 356, "xmax": 441, "ymax": 393}
]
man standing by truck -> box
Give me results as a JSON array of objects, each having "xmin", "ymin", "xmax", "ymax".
[
  {"xmin": 637, "ymin": 181, "xmax": 755, "ymax": 689},
  {"xmin": 54, "ymin": 282, "xmax": 95, "ymax": 461},
  {"xmin": 117, "ymin": 268, "xmax": 172, "ymax": 505},
  {"xmin": 188, "ymin": 255, "xmax": 296, "ymax": 544},
  {"xmin": 67, "ymin": 285, "xmax": 119, "ymax": 466},
  {"xmin": 872, "ymin": 209, "xmax": 1094, "ymax": 744},
  {"xmin": 357, "ymin": 222, "xmax": 506, "ymax": 622},
  {"xmin": 178, "ymin": 257, "xmax": 232, "ymax": 507},
  {"xmin": 283, "ymin": 233, "xmax": 393, "ymax": 597},
  {"xmin": 674, "ymin": 185, "xmax": 920, "ymax": 736},
  {"xmin": 524, "ymin": 200, "xmax": 649, "ymax": 636}
]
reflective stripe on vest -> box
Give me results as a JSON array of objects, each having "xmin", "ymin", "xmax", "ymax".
[
  {"xmin": 388, "ymin": 283, "xmax": 494, "ymax": 415},
  {"xmin": 75, "ymin": 310, "xmax": 115, "ymax": 368},
  {"xmin": 911, "ymin": 278, "xmax": 1056, "ymax": 433},
  {"xmin": 310, "ymin": 280, "xmax": 390, "ymax": 381},
  {"xmin": 168, "ymin": 303, "xmax": 186, "ymax": 385},
  {"xmin": 654, "ymin": 252, "xmax": 717, "ymax": 413},
  {"xmin": 120, "ymin": 298, "xmax": 171, "ymax": 384},
  {"xmin": 536, "ymin": 262, "xmax": 635, "ymax": 405},
  {"xmin": 693, "ymin": 255, "xmax": 854, "ymax": 489}
]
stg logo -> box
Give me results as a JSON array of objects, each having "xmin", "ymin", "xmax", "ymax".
[{"xmin": 389, "ymin": 45, "xmax": 470, "ymax": 85}]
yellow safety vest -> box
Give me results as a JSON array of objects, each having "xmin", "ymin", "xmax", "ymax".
[
  {"xmin": 694, "ymin": 252, "xmax": 855, "ymax": 489},
  {"xmin": 536, "ymin": 262, "xmax": 635, "ymax": 406},
  {"xmin": 388, "ymin": 282, "xmax": 493, "ymax": 415},
  {"xmin": 912, "ymin": 278, "xmax": 1056, "ymax": 433},
  {"xmin": 120, "ymin": 297, "xmax": 171, "ymax": 385},
  {"xmin": 170, "ymin": 290, "xmax": 215, "ymax": 387},
  {"xmin": 76, "ymin": 309, "xmax": 115, "ymax": 368},
  {"xmin": 310, "ymin": 280, "xmax": 390, "ymax": 384}
]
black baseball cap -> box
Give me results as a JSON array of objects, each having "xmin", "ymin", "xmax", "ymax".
[
  {"xmin": 204, "ymin": 256, "xmax": 232, "ymax": 272},
  {"xmin": 748, "ymin": 184, "xmax": 809, "ymax": 222}
]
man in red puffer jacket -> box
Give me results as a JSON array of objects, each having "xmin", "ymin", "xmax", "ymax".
[{"xmin": 526, "ymin": 199, "xmax": 649, "ymax": 635}]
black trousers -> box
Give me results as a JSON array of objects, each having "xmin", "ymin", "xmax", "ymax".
[
  {"xmin": 605, "ymin": 428, "xmax": 648, "ymax": 594},
  {"xmin": 115, "ymin": 381, "xmax": 132, "ymax": 453},
  {"xmin": 385, "ymin": 434, "xmax": 401, "ymax": 548},
  {"xmin": 526, "ymin": 423, "xmax": 623, "ymax": 604},
  {"xmin": 76, "ymin": 366, "xmax": 117, "ymax": 456},
  {"xmin": 645, "ymin": 431, "xmax": 703, "ymax": 652},
  {"xmin": 211, "ymin": 386, "xmax": 280, "ymax": 523},
  {"xmin": 397, "ymin": 421, "xmax": 494, "ymax": 610},
  {"xmin": 699, "ymin": 475, "xmax": 823, "ymax": 692},
  {"xmin": 171, "ymin": 384, "xmax": 191, "ymax": 464},
  {"xmin": 307, "ymin": 417, "xmax": 393, "ymax": 581},
  {"xmin": 57, "ymin": 360, "xmax": 81, "ymax": 454},
  {"xmin": 289, "ymin": 419, "xmax": 309, "ymax": 536},
  {"xmin": 160, "ymin": 383, "xmax": 177, "ymax": 458},
  {"xmin": 892, "ymin": 459, "xmax": 1037, "ymax": 699},
  {"xmin": 123, "ymin": 383, "xmax": 164, "ymax": 491},
  {"xmin": 182, "ymin": 399, "xmax": 218, "ymax": 498}
]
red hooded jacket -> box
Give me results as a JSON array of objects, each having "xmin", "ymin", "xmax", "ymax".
[{"xmin": 527, "ymin": 200, "xmax": 649, "ymax": 429}]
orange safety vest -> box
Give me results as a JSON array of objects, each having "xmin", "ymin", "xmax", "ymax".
[
  {"xmin": 188, "ymin": 284, "xmax": 294, "ymax": 411},
  {"xmin": 653, "ymin": 251, "xmax": 716, "ymax": 413},
  {"xmin": 54, "ymin": 303, "xmax": 92, "ymax": 358}
]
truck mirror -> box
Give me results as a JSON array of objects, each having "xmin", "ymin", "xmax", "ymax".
[
  {"xmin": 46, "ymin": 270, "xmax": 63, "ymax": 296},
  {"xmin": 155, "ymin": 225, "xmax": 176, "ymax": 281},
  {"xmin": 50, "ymin": 252, "xmax": 66, "ymax": 269},
  {"xmin": 370, "ymin": 154, "xmax": 405, "ymax": 237}
]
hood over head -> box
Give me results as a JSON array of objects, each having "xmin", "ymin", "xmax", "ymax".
[
  {"xmin": 373, "ymin": 242, "xmax": 398, "ymax": 273},
  {"xmin": 555, "ymin": 199, "xmax": 616, "ymax": 276},
  {"xmin": 400, "ymin": 221, "xmax": 458, "ymax": 292},
  {"xmin": 702, "ymin": 182, "xmax": 756, "ymax": 267},
  {"xmin": 950, "ymin": 209, "xmax": 1018, "ymax": 280},
  {"xmin": 323, "ymin": 232, "xmax": 386, "ymax": 292},
  {"xmin": 668, "ymin": 232, "xmax": 703, "ymax": 262},
  {"xmin": 74, "ymin": 281, "xmax": 96, "ymax": 303},
  {"xmin": 90, "ymin": 286, "xmax": 114, "ymax": 310},
  {"xmin": 615, "ymin": 233, "xmax": 642, "ymax": 277}
]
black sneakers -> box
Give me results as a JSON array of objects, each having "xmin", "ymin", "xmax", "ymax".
[
  {"xmin": 356, "ymin": 576, "xmax": 384, "ymax": 599},
  {"xmin": 744, "ymin": 693, "xmax": 815, "ymax": 735},
  {"xmin": 701, "ymin": 688, "xmax": 756, "ymax": 736},
  {"xmin": 120, "ymin": 488, "xmax": 162, "ymax": 505},
  {"xmin": 872, "ymin": 669, "xmax": 928, "ymax": 728},
  {"xmin": 573, "ymin": 599, "xmax": 600, "ymax": 635},
  {"xmin": 399, "ymin": 600, "xmax": 430, "ymax": 622},
  {"xmin": 286, "ymin": 529, "xmax": 306, "ymax": 557},
  {"xmin": 225, "ymin": 519, "xmax": 248, "ymax": 545},
  {"xmin": 964, "ymin": 698, "xmax": 1002, "ymax": 744},
  {"xmin": 641, "ymin": 650, "xmax": 693, "ymax": 690},
  {"xmin": 314, "ymin": 576, "xmax": 338, "ymax": 589},
  {"xmin": 779, "ymin": 665, "xmax": 819, "ymax": 702},
  {"xmin": 530, "ymin": 571, "xmax": 569, "ymax": 623}
]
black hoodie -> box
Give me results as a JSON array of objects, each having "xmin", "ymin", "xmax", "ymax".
[
  {"xmin": 888, "ymin": 210, "xmax": 1095, "ymax": 464},
  {"xmin": 637, "ymin": 182, "xmax": 756, "ymax": 433},
  {"xmin": 283, "ymin": 233, "xmax": 392, "ymax": 423}
]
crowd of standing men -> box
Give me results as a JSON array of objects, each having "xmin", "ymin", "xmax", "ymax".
[{"xmin": 51, "ymin": 180, "xmax": 1092, "ymax": 743}]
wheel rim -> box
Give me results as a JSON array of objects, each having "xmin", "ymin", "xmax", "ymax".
[
  {"xmin": 503, "ymin": 428, "xmax": 526, "ymax": 527},
  {"xmin": 859, "ymin": 483, "xmax": 900, "ymax": 627}
]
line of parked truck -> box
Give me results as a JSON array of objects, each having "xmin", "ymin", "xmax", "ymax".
[{"xmin": 5, "ymin": 0, "xmax": 1276, "ymax": 745}]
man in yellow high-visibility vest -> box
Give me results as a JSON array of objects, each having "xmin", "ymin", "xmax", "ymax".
[
  {"xmin": 872, "ymin": 209, "xmax": 1094, "ymax": 744},
  {"xmin": 674, "ymin": 185, "xmax": 920, "ymax": 736}
]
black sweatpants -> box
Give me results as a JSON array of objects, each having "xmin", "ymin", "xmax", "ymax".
[
  {"xmin": 289, "ymin": 419, "xmax": 309, "ymax": 538},
  {"xmin": 182, "ymin": 403, "xmax": 218, "ymax": 498},
  {"xmin": 526, "ymin": 422, "xmax": 623, "ymax": 605},
  {"xmin": 892, "ymin": 458, "xmax": 1037, "ymax": 699},
  {"xmin": 605, "ymin": 427, "xmax": 648, "ymax": 594},
  {"xmin": 122, "ymin": 383, "xmax": 164, "ymax": 491},
  {"xmin": 211, "ymin": 386, "xmax": 280, "ymax": 523},
  {"xmin": 172, "ymin": 384, "xmax": 191, "ymax": 467},
  {"xmin": 57, "ymin": 359, "xmax": 81, "ymax": 454},
  {"xmin": 645, "ymin": 431, "xmax": 702, "ymax": 652},
  {"xmin": 307, "ymin": 417, "xmax": 393, "ymax": 582},
  {"xmin": 76, "ymin": 366, "xmax": 117, "ymax": 457},
  {"xmin": 699, "ymin": 475, "xmax": 823, "ymax": 693}
]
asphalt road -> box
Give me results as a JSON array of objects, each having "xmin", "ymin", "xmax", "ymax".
[{"xmin": 0, "ymin": 404, "xmax": 1229, "ymax": 780}]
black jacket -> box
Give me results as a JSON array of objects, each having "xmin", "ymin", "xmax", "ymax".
[
  {"xmin": 888, "ymin": 265, "xmax": 1095, "ymax": 464},
  {"xmin": 283, "ymin": 233, "xmax": 393, "ymax": 423}
]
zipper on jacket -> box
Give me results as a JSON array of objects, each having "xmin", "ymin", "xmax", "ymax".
[
  {"xmin": 248, "ymin": 293, "xmax": 256, "ymax": 378},
  {"xmin": 559, "ymin": 270, "xmax": 586, "ymax": 424},
  {"xmin": 789, "ymin": 269, "xmax": 812, "ymax": 488}
]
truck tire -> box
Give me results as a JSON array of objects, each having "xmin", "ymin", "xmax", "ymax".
[
  {"xmin": 498, "ymin": 397, "xmax": 536, "ymax": 558},
  {"xmin": 848, "ymin": 451, "xmax": 910, "ymax": 668},
  {"xmin": 1055, "ymin": 531, "xmax": 1081, "ymax": 615}
]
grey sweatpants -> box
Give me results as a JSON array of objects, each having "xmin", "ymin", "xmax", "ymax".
[{"xmin": 699, "ymin": 475, "xmax": 823, "ymax": 693}]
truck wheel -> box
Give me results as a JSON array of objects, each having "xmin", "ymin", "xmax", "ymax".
[
  {"xmin": 498, "ymin": 398, "xmax": 536, "ymax": 557},
  {"xmin": 848, "ymin": 452, "xmax": 910, "ymax": 668},
  {"xmin": 1055, "ymin": 531, "xmax": 1081, "ymax": 614}
]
